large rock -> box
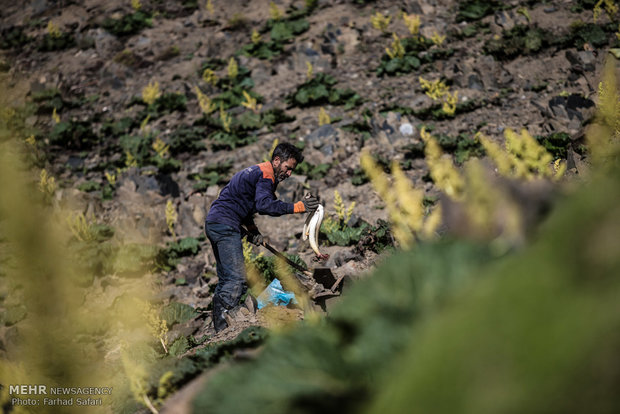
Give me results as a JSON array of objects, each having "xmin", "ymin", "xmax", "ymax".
[
  {"xmin": 89, "ymin": 28, "xmax": 123, "ymax": 60},
  {"xmin": 177, "ymin": 194, "xmax": 208, "ymax": 238}
]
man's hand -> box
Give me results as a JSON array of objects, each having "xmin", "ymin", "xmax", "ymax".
[
  {"xmin": 302, "ymin": 194, "xmax": 320, "ymax": 213},
  {"xmin": 249, "ymin": 232, "xmax": 265, "ymax": 246}
]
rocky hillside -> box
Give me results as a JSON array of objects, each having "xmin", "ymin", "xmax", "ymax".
[{"xmin": 1, "ymin": 0, "xmax": 619, "ymax": 412}]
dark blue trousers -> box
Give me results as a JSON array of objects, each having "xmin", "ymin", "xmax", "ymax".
[{"xmin": 205, "ymin": 221, "xmax": 247, "ymax": 331}]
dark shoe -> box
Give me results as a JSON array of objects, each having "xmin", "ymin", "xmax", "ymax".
[
  {"xmin": 212, "ymin": 296, "xmax": 229, "ymax": 332},
  {"xmin": 244, "ymin": 294, "xmax": 258, "ymax": 314},
  {"xmin": 223, "ymin": 306, "xmax": 251, "ymax": 327}
]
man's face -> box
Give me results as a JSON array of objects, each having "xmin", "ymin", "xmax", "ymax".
[{"xmin": 272, "ymin": 156, "xmax": 297, "ymax": 182}]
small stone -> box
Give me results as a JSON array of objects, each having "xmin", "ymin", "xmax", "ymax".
[{"xmin": 399, "ymin": 123, "xmax": 414, "ymax": 136}]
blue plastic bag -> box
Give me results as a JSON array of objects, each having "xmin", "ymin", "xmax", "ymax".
[{"xmin": 257, "ymin": 279, "xmax": 298, "ymax": 309}]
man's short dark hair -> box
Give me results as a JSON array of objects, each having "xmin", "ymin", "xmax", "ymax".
[{"xmin": 272, "ymin": 142, "xmax": 304, "ymax": 164}]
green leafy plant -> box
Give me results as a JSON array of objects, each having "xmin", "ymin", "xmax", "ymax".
[
  {"xmin": 167, "ymin": 125, "xmax": 207, "ymax": 155},
  {"xmin": 0, "ymin": 26, "xmax": 31, "ymax": 49},
  {"xmin": 341, "ymin": 119, "xmax": 372, "ymax": 141},
  {"xmin": 287, "ymin": 73, "xmax": 362, "ymax": 109},
  {"xmin": 265, "ymin": 16, "xmax": 310, "ymax": 43},
  {"xmin": 238, "ymin": 39, "xmax": 284, "ymax": 60},
  {"xmin": 100, "ymin": 116, "xmax": 138, "ymax": 138},
  {"xmin": 261, "ymin": 107, "xmax": 296, "ymax": 126},
  {"xmin": 137, "ymin": 92, "xmax": 188, "ymax": 120},
  {"xmin": 563, "ymin": 21, "xmax": 610, "ymax": 49},
  {"xmin": 102, "ymin": 10, "xmax": 153, "ymax": 37},
  {"xmin": 535, "ymin": 132, "xmax": 587, "ymax": 159},
  {"xmin": 31, "ymin": 88, "xmax": 82, "ymax": 114},
  {"xmin": 157, "ymin": 237, "xmax": 202, "ymax": 270},
  {"xmin": 119, "ymin": 133, "xmax": 181, "ymax": 172},
  {"xmin": 435, "ymin": 133, "xmax": 485, "ymax": 164},
  {"xmin": 484, "ymin": 25, "xmax": 548, "ymax": 60},
  {"xmin": 456, "ymin": 0, "xmax": 507, "ymax": 22},
  {"xmin": 49, "ymin": 120, "xmax": 99, "ymax": 149},
  {"xmin": 295, "ymin": 161, "xmax": 331, "ymax": 180},
  {"xmin": 188, "ymin": 160, "xmax": 232, "ymax": 192},
  {"xmin": 37, "ymin": 31, "xmax": 75, "ymax": 52},
  {"xmin": 320, "ymin": 190, "xmax": 368, "ymax": 246},
  {"xmin": 377, "ymin": 35, "xmax": 454, "ymax": 77},
  {"xmin": 160, "ymin": 302, "xmax": 198, "ymax": 328},
  {"xmin": 239, "ymin": 1, "xmax": 316, "ymax": 59},
  {"xmin": 196, "ymin": 58, "xmax": 225, "ymax": 79},
  {"xmin": 252, "ymin": 253, "xmax": 308, "ymax": 285},
  {"xmin": 357, "ymin": 219, "xmax": 394, "ymax": 253},
  {"xmin": 78, "ymin": 180, "xmax": 101, "ymax": 193},
  {"xmin": 485, "ymin": 22, "xmax": 612, "ymax": 61}
]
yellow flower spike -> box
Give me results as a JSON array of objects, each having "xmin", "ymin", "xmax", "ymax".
[
  {"xmin": 421, "ymin": 204, "xmax": 442, "ymax": 240},
  {"xmin": 306, "ymin": 61, "xmax": 313, "ymax": 79},
  {"xmin": 152, "ymin": 137, "xmax": 169, "ymax": 158},
  {"xmin": 442, "ymin": 90, "xmax": 458, "ymax": 116},
  {"xmin": 242, "ymin": 237, "xmax": 254, "ymax": 265},
  {"xmin": 391, "ymin": 161, "xmax": 424, "ymax": 232},
  {"xmin": 430, "ymin": 31, "xmax": 446, "ymax": 46},
  {"xmin": 593, "ymin": 0, "xmax": 618, "ymax": 22},
  {"xmin": 195, "ymin": 86, "xmax": 216, "ymax": 115},
  {"xmin": 477, "ymin": 132, "xmax": 513, "ymax": 176},
  {"xmin": 419, "ymin": 77, "xmax": 449, "ymax": 102},
  {"xmin": 219, "ymin": 103, "xmax": 232, "ymax": 132},
  {"xmin": 227, "ymin": 57, "xmax": 238, "ymax": 79},
  {"xmin": 25, "ymin": 135, "xmax": 36, "ymax": 146},
  {"xmin": 504, "ymin": 128, "xmax": 553, "ymax": 179},
  {"xmin": 421, "ymin": 130, "xmax": 464, "ymax": 200},
  {"xmin": 38, "ymin": 169, "xmax": 57, "ymax": 197},
  {"xmin": 140, "ymin": 300, "xmax": 169, "ymax": 353},
  {"xmin": 202, "ymin": 68, "xmax": 218, "ymax": 85},
  {"xmin": 386, "ymin": 33, "xmax": 405, "ymax": 59},
  {"xmin": 105, "ymin": 171, "xmax": 117, "ymax": 186},
  {"xmin": 590, "ymin": 57, "xmax": 620, "ymax": 165},
  {"xmin": 371, "ymin": 11, "xmax": 391, "ymax": 33},
  {"xmin": 318, "ymin": 107, "xmax": 331, "ymax": 126},
  {"xmin": 241, "ymin": 90, "xmax": 261, "ymax": 113},
  {"xmin": 47, "ymin": 21, "xmax": 61, "ymax": 38},
  {"xmin": 334, "ymin": 190, "xmax": 345, "ymax": 221},
  {"xmin": 52, "ymin": 107, "xmax": 60, "ymax": 124},
  {"xmin": 361, "ymin": 150, "xmax": 417, "ymax": 248},
  {"xmin": 206, "ymin": 0, "xmax": 214, "ymax": 14},
  {"xmin": 263, "ymin": 138, "xmax": 279, "ymax": 163},
  {"xmin": 553, "ymin": 159, "xmax": 567, "ymax": 181},
  {"xmin": 125, "ymin": 151, "xmax": 138, "ymax": 167},
  {"xmin": 269, "ymin": 1, "xmax": 283, "ymax": 20},
  {"xmin": 139, "ymin": 114, "xmax": 151, "ymax": 134},
  {"xmin": 251, "ymin": 29, "xmax": 261, "ymax": 44},
  {"xmin": 462, "ymin": 158, "xmax": 498, "ymax": 236},
  {"xmin": 131, "ymin": 0, "xmax": 141, "ymax": 11},
  {"xmin": 142, "ymin": 81, "xmax": 161, "ymax": 106},
  {"xmin": 346, "ymin": 202, "xmax": 356, "ymax": 223},
  {"xmin": 165, "ymin": 199, "xmax": 177, "ymax": 240},
  {"xmin": 321, "ymin": 215, "xmax": 340, "ymax": 234},
  {"xmin": 66, "ymin": 211, "xmax": 97, "ymax": 242},
  {"xmin": 403, "ymin": 13, "xmax": 421, "ymax": 35},
  {"xmin": 516, "ymin": 7, "xmax": 530, "ymax": 22}
]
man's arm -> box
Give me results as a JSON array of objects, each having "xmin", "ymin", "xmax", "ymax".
[
  {"xmin": 255, "ymin": 178, "xmax": 305, "ymax": 216},
  {"xmin": 241, "ymin": 215, "xmax": 259, "ymax": 233}
]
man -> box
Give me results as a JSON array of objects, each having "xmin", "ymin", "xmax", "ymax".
[{"xmin": 205, "ymin": 142, "xmax": 319, "ymax": 332}]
